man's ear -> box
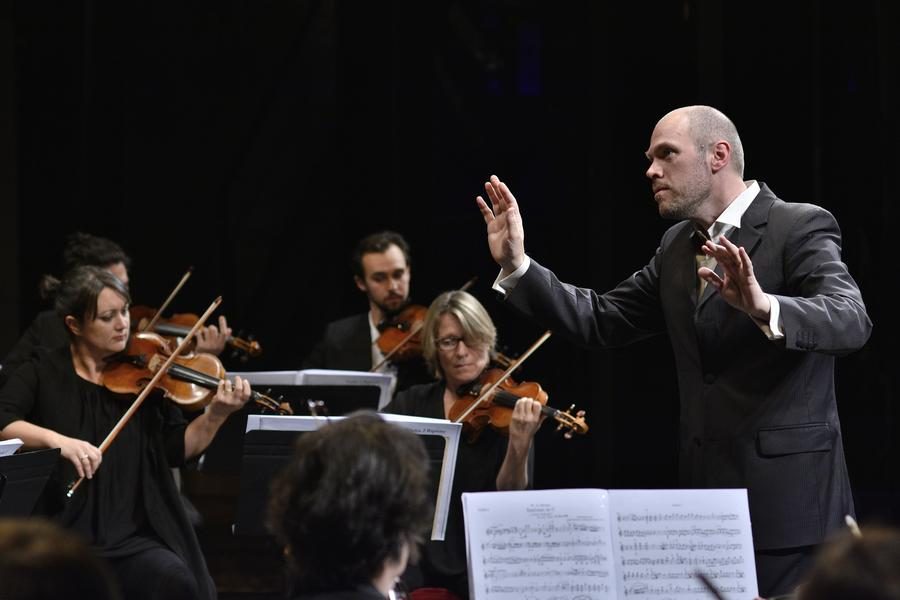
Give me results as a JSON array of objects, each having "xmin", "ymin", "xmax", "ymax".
[
  {"xmin": 354, "ymin": 276, "xmax": 367, "ymax": 293},
  {"xmin": 64, "ymin": 315, "xmax": 81, "ymax": 336},
  {"xmin": 709, "ymin": 140, "xmax": 731, "ymax": 174}
]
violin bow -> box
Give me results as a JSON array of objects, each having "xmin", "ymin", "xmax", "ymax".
[
  {"xmin": 140, "ymin": 267, "xmax": 194, "ymax": 333},
  {"xmin": 452, "ymin": 330, "xmax": 552, "ymax": 424},
  {"xmin": 370, "ymin": 276, "xmax": 479, "ymax": 373},
  {"xmin": 67, "ymin": 296, "xmax": 222, "ymax": 499}
]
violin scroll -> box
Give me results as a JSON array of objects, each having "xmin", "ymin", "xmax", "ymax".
[{"xmin": 553, "ymin": 404, "xmax": 589, "ymax": 439}]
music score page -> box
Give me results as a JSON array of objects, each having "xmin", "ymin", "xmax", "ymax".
[{"xmin": 463, "ymin": 488, "xmax": 757, "ymax": 600}]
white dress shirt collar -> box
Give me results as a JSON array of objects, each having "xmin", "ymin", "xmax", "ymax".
[{"xmin": 710, "ymin": 180, "xmax": 760, "ymax": 238}]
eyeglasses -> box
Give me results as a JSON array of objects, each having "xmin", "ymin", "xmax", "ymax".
[{"xmin": 436, "ymin": 336, "xmax": 465, "ymax": 351}]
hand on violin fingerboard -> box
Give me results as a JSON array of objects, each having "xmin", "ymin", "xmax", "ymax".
[
  {"xmin": 207, "ymin": 376, "xmax": 251, "ymax": 421},
  {"xmin": 508, "ymin": 397, "xmax": 544, "ymax": 446},
  {"xmin": 195, "ymin": 315, "xmax": 232, "ymax": 356}
]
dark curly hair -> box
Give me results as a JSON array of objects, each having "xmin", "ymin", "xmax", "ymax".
[
  {"xmin": 266, "ymin": 411, "xmax": 433, "ymax": 594},
  {"xmin": 38, "ymin": 233, "xmax": 131, "ymax": 301},
  {"xmin": 62, "ymin": 232, "xmax": 131, "ymax": 273}
]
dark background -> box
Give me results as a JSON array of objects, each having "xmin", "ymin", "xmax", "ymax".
[{"xmin": 1, "ymin": 0, "xmax": 897, "ymax": 530}]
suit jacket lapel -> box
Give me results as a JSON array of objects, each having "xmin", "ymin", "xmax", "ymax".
[{"xmin": 733, "ymin": 183, "xmax": 774, "ymax": 257}]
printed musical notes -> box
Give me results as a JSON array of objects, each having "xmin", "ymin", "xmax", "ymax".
[
  {"xmin": 464, "ymin": 489, "xmax": 616, "ymax": 600},
  {"xmin": 610, "ymin": 489, "xmax": 756, "ymax": 599},
  {"xmin": 463, "ymin": 489, "xmax": 758, "ymax": 600}
]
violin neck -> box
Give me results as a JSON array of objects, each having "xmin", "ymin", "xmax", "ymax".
[
  {"xmin": 166, "ymin": 362, "xmax": 270, "ymax": 408},
  {"xmin": 152, "ymin": 323, "xmax": 260, "ymax": 357},
  {"xmin": 167, "ymin": 362, "xmax": 221, "ymax": 390},
  {"xmin": 490, "ymin": 389, "xmax": 556, "ymax": 419},
  {"xmin": 152, "ymin": 322, "xmax": 233, "ymax": 344},
  {"xmin": 152, "ymin": 322, "xmax": 193, "ymax": 338}
]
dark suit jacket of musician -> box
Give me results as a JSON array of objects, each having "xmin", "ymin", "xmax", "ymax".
[
  {"xmin": 302, "ymin": 313, "xmax": 432, "ymax": 394},
  {"xmin": 505, "ymin": 183, "xmax": 872, "ymax": 550}
]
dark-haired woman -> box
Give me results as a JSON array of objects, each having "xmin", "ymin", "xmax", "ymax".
[
  {"xmin": 267, "ymin": 412, "xmax": 433, "ymax": 599},
  {"xmin": 0, "ymin": 266, "xmax": 252, "ymax": 600},
  {"xmin": 1, "ymin": 232, "xmax": 233, "ymax": 389}
]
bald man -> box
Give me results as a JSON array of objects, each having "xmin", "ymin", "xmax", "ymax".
[{"xmin": 477, "ymin": 106, "xmax": 872, "ymax": 597}]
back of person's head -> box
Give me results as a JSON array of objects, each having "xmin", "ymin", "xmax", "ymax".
[
  {"xmin": 267, "ymin": 411, "xmax": 432, "ymax": 594},
  {"xmin": 0, "ymin": 518, "xmax": 120, "ymax": 600},
  {"xmin": 61, "ymin": 232, "xmax": 131, "ymax": 272},
  {"xmin": 798, "ymin": 527, "xmax": 900, "ymax": 600},
  {"xmin": 351, "ymin": 230, "xmax": 411, "ymax": 279}
]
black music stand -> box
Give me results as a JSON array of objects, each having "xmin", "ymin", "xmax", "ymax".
[
  {"xmin": 0, "ymin": 448, "xmax": 60, "ymax": 517},
  {"xmin": 200, "ymin": 384, "xmax": 382, "ymax": 474},
  {"xmin": 232, "ymin": 415, "xmax": 459, "ymax": 538}
]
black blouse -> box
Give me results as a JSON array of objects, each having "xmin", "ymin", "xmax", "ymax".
[
  {"xmin": 384, "ymin": 380, "xmax": 534, "ymax": 599},
  {"xmin": 0, "ymin": 345, "xmax": 216, "ymax": 600}
]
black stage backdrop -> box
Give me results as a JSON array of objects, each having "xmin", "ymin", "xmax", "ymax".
[{"xmin": 2, "ymin": 1, "xmax": 897, "ymax": 525}]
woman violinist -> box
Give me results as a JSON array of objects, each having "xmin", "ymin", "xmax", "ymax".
[
  {"xmin": 0, "ymin": 266, "xmax": 251, "ymax": 600},
  {"xmin": 1, "ymin": 232, "xmax": 233, "ymax": 389},
  {"xmin": 382, "ymin": 290, "xmax": 543, "ymax": 599}
]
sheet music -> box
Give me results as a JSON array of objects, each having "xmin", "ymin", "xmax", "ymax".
[
  {"xmin": 609, "ymin": 489, "xmax": 757, "ymax": 599},
  {"xmin": 226, "ymin": 369, "xmax": 395, "ymax": 409},
  {"xmin": 463, "ymin": 488, "xmax": 616, "ymax": 600},
  {"xmin": 0, "ymin": 438, "xmax": 24, "ymax": 457},
  {"xmin": 297, "ymin": 369, "xmax": 394, "ymax": 409},
  {"xmin": 244, "ymin": 414, "xmax": 460, "ymax": 540},
  {"xmin": 226, "ymin": 370, "xmax": 303, "ymax": 386}
]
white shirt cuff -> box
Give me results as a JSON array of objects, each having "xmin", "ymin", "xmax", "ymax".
[
  {"xmin": 754, "ymin": 294, "xmax": 784, "ymax": 340},
  {"xmin": 492, "ymin": 256, "xmax": 532, "ymax": 296}
]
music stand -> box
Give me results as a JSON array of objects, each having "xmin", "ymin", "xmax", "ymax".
[
  {"xmin": 200, "ymin": 372, "xmax": 384, "ymax": 474},
  {"xmin": 227, "ymin": 369, "xmax": 394, "ymax": 412},
  {"xmin": 233, "ymin": 414, "xmax": 460, "ymax": 540},
  {"xmin": 0, "ymin": 448, "xmax": 60, "ymax": 517}
]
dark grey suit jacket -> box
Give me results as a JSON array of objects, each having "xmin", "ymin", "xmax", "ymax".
[
  {"xmin": 302, "ymin": 314, "xmax": 373, "ymax": 372},
  {"xmin": 505, "ymin": 183, "xmax": 872, "ymax": 550}
]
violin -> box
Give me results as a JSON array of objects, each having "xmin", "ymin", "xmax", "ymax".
[
  {"xmin": 69, "ymin": 296, "xmax": 225, "ymax": 497},
  {"xmin": 372, "ymin": 278, "xmax": 478, "ymax": 371},
  {"xmin": 375, "ymin": 303, "xmax": 427, "ymax": 364},
  {"xmin": 130, "ymin": 305, "xmax": 262, "ymax": 359},
  {"xmin": 102, "ymin": 332, "xmax": 289, "ymax": 414},
  {"xmin": 449, "ymin": 367, "xmax": 588, "ymax": 441}
]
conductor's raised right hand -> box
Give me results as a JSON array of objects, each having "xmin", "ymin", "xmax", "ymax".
[{"xmin": 476, "ymin": 175, "xmax": 526, "ymax": 275}]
